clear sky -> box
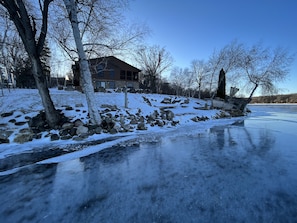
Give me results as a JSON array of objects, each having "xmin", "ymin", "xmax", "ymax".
[{"xmin": 128, "ymin": 0, "xmax": 297, "ymax": 94}]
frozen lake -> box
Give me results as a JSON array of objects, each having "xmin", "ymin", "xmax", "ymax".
[{"xmin": 1, "ymin": 105, "xmax": 297, "ymax": 222}]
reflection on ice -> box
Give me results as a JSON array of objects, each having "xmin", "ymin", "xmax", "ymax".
[{"xmin": 49, "ymin": 159, "xmax": 85, "ymax": 221}]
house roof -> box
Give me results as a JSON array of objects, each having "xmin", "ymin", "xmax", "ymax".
[{"xmin": 88, "ymin": 56, "xmax": 141, "ymax": 72}]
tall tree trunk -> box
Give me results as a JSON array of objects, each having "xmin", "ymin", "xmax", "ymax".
[
  {"xmin": 31, "ymin": 57, "xmax": 61, "ymax": 127},
  {"xmin": 198, "ymin": 80, "xmax": 201, "ymax": 99},
  {"xmin": 64, "ymin": 0, "xmax": 101, "ymax": 125},
  {"xmin": 248, "ymin": 83, "xmax": 259, "ymax": 101},
  {"xmin": 208, "ymin": 73, "xmax": 214, "ymax": 97}
]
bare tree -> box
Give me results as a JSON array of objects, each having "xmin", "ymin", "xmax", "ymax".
[
  {"xmin": 0, "ymin": 12, "xmax": 18, "ymax": 88},
  {"xmin": 169, "ymin": 66, "xmax": 185, "ymax": 96},
  {"xmin": 0, "ymin": 7, "xmax": 10, "ymax": 63},
  {"xmin": 3, "ymin": 34, "xmax": 27, "ymax": 85},
  {"xmin": 183, "ymin": 67, "xmax": 196, "ymax": 97},
  {"xmin": 191, "ymin": 60, "xmax": 208, "ymax": 99},
  {"xmin": 0, "ymin": 0, "xmax": 61, "ymax": 127},
  {"xmin": 240, "ymin": 43, "xmax": 294, "ymax": 100},
  {"xmin": 135, "ymin": 45, "xmax": 173, "ymax": 93},
  {"xmin": 63, "ymin": 0, "xmax": 101, "ymax": 125}
]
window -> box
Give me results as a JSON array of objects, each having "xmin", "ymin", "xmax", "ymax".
[
  {"xmin": 96, "ymin": 64, "xmax": 104, "ymax": 77},
  {"xmin": 109, "ymin": 69, "xmax": 115, "ymax": 78},
  {"xmin": 96, "ymin": 81, "xmax": 105, "ymax": 88},
  {"xmin": 127, "ymin": 71, "xmax": 132, "ymax": 80},
  {"xmin": 120, "ymin": 70, "xmax": 126, "ymax": 80},
  {"xmin": 109, "ymin": 81, "xmax": 115, "ymax": 89},
  {"xmin": 133, "ymin": 72, "xmax": 138, "ymax": 81}
]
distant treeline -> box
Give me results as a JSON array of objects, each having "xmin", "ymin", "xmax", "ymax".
[{"xmin": 251, "ymin": 94, "xmax": 297, "ymax": 103}]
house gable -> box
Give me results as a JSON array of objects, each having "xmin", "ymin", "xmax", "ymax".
[{"xmin": 73, "ymin": 56, "xmax": 140, "ymax": 90}]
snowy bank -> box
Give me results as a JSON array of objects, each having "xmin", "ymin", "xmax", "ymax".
[{"xmin": 0, "ymin": 88, "xmax": 245, "ymax": 166}]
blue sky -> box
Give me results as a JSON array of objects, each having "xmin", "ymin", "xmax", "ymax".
[{"xmin": 128, "ymin": 0, "xmax": 297, "ymax": 94}]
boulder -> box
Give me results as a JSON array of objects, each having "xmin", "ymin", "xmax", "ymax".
[
  {"xmin": 74, "ymin": 119, "xmax": 84, "ymax": 127},
  {"xmin": 139, "ymin": 116, "xmax": 145, "ymax": 122},
  {"xmin": 1, "ymin": 111, "xmax": 13, "ymax": 117},
  {"xmin": 160, "ymin": 112, "xmax": 166, "ymax": 120},
  {"xmin": 61, "ymin": 135, "xmax": 73, "ymax": 140},
  {"xmin": 119, "ymin": 115, "xmax": 125, "ymax": 126},
  {"xmin": 50, "ymin": 134, "xmax": 60, "ymax": 141},
  {"xmin": 69, "ymin": 128, "xmax": 77, "ymax": 136},
  {"xmin": 191, "ymin": 116, "xmax": 209, "ymax": 122},
  {"xmin": 76, "ymin": 125, "xmax": 89, "ymax": 135},
  {"xmin": 101, "ymin": 118, "xmax": 115, "ymax": 130},
  {"xmin": 0, "ymin": 130, "xmax": 13, "ymax": 138},
  {"xmin": 136, "ymin": 108, "xmax": 142, "ymax": 116},
  {"xmin": 19, "ymin": 128, "xmax": 31, "ymax": 133},
  {"xmin": 28, "ymin": 111, "xmax": 48, "ymax": 133},
  {"xmin": 130, "ymin": 118, "xmax": 138, "ymax": 125},
  {"xmin": 156, "ymin": 120, "xmax": 164, "ymax": 127},
  {"xmin": 172, "ymin": 98, "xmax": 181, "ymax": 104},
  {"xmin": 62, "ymin": 122, "xmax": 74, "ymax": 130},
  {"xmin": 87, "ymin": 125, "xmax": 101, "ymax": 135},
  {"xmin": 101, "ymin": 104, "xmax": 118, "ymax": 111},
  {"xmin": 0, "ymin": 130, "xmax": 12, "ymax": 144},
  {"xmin": 14, "ymin": 121, "xmax": 27, "ymax": 126},
  {"xmin": 161, "ymin": 97, "xmax": 172, "ymax": 104},
  {"xmin": 9, "ymin": 119, "xmax": 16, "ymax": 123},
  {"xmin": 0, "ymin": 138, "xmax": 9, "ymax": 143},
  {"xmin": 182, "ymin": 98, "xmax": 190, "ymax": 104},
  {"xmin": 171, "ymin": 120, "xmax": 179, "ymax": 126},
  {"xmin": 59, "ymin": 129, "xmax": 70, "ymax": 137},
  {"xmin": 121, "ymin": 124, "xmax": 131, "ymax": 132},
  {"xmin": 79, "ymin": 133, "xmax": 89, "ymax": 139},
  {"xmin": 24, "ymin": 116, "xmax": 31, "ymax": 120},
  {"xmin": 165, "ymin": 110, "xmax": 174, "ymax": 121},
  {"xmin": 137, "ymin": 122, "xmax": 147, "ymax": 130},
  {"xmin": 109, "ymin": 128, "xmax": 118, "ymax": 134},
  {"xmin": 34, "ymin": 133, "xmax": 42, "ymax": 140},
  {"xmin": 95, "ymin": 127, "xmax": 102, "ymax": 134},
  {"xmin": 13, "ymin": 133, "xmax": 34, "ymax": 144}
]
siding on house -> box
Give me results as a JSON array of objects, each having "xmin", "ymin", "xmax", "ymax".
[{"xmin": 73, "ymin": 56, "xmax": 141, "ymax": 90}]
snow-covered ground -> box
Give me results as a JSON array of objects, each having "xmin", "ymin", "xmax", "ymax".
[{"xmin": 0, "ymin": 88, "xmax": 243, "ymax": 165}]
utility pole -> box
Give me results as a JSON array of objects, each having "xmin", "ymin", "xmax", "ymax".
[{"xmin": 124, "ymin": 82, "xmax": 128, "ymax": 108}]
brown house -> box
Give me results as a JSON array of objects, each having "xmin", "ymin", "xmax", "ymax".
[{"xmin": 72, "ymin": 56, "xmax": 140, "ymax": 90}]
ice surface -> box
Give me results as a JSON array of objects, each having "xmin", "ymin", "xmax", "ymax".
[
  {"xmin": 0, "ymin": 105, "xmax": 297, "ymax": 222},
  {"xmin": 37, "ymin": 135, "xmax": 137, "ymax": 164}
]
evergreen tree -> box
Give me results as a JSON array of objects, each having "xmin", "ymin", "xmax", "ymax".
[
  {"xmin": 40, "ymin": 41, "xmax": 51, "ymax": 86},
  {"xmin": 15, "ymin": 43, "xmax": 51, "ymax": 88}
]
